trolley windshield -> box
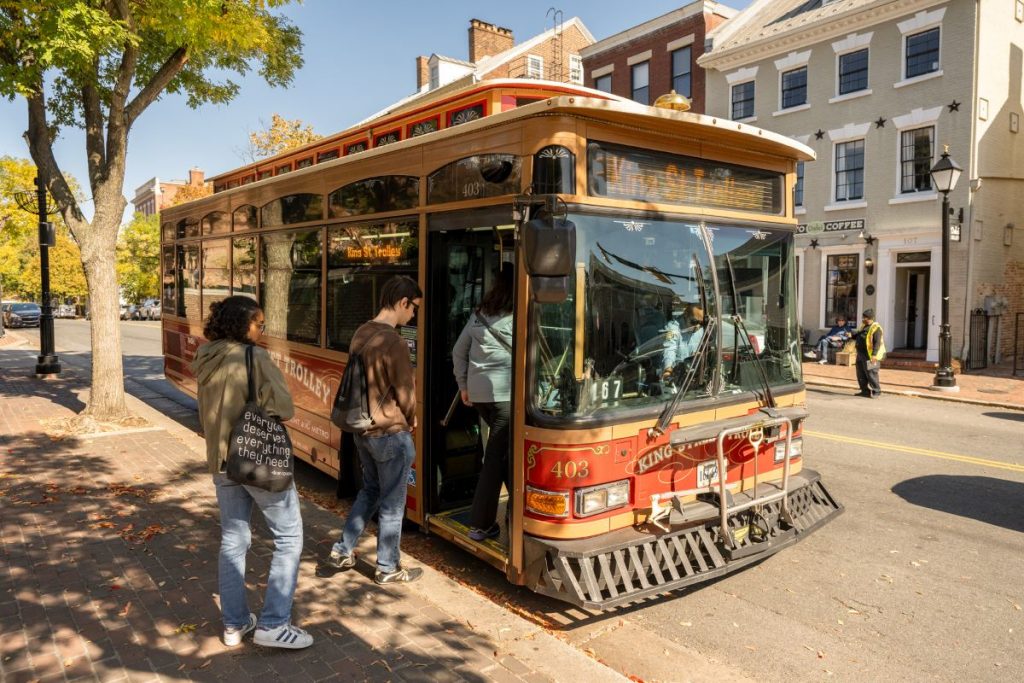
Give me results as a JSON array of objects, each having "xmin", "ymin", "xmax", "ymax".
[{"xmin": 530, "ymin": 213, "xmax": 802, "ymax": 421}]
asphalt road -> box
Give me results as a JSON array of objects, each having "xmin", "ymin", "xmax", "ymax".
[{"xmin": 14, "ymin": 320, "xmax": 1024, "ymax": 682}]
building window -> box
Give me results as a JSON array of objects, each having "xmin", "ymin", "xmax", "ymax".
[
  {"xmin": 671, "ymin": 46, "xmax": 692, "ymax": 97},
  {"xmin": 594, "ymin": 74, "xmax": 612, "ymax": 93},
  {"xmin": 795, "ymin": 161, "xmax": 805, "ymax": 207},
  {"xmin": 838, "ymin": 49, "xmax": 869, "ymax": 94},
  {"xmin": 900, "ymin": 126, "xmax": 935, "ymax": 193},
  {"xmin": 527, "ymin": 54, "xmax": 544, "ymax": 79},
  {"xmin": 835, "ymin": 140, "xmax": 865, "ymax": 201},
  {"xmin": 781, "ymin": 67, "xmax": 807, "ymax": 108},
  {"xmin": 825, "ymin": 254, "xmax": 860, "ymax": 324},
  {"xmin": 731, "ymin": 81, "xmax": 755, "ymax": 119},
  {"xmin": 569, "ymin": 55, "xmax": 583, "ymax": 84},
  {"xmin": 906, "ymin": 27, "xmax": 940, "ymax": 78},
  {"xmin": 631, "ymin": 61, "xmax": 649, "ymax": 105}
]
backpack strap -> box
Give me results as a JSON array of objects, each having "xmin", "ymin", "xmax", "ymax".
[
  {"xmin": 244, "ymin": 344, "xmax": 256, "ymax": 403},
  {"xmin": 474, "ymin": 310, "xmax": 513, "ymax": 353}
]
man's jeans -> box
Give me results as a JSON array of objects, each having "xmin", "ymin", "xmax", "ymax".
[
  {"xmin": 332, "ymin": 431, "xmax": 415, "ymax": 574},
  {"xmin": 214, "ymin": 474, "xmax": 303, "ymax": 629}
]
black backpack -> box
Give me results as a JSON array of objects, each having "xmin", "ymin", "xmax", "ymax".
[{"xmin": 330, "ymin": 329, "xmax": 391, "ymax": 434}]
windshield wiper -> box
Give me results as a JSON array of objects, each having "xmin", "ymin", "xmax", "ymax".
[
  {"xmin": 724, "ymin": 253, "xmax": 777, "ymax": 411},
  {"xmin": 650, "ymin": 317, "xmax": 716, "ymax": 437}
]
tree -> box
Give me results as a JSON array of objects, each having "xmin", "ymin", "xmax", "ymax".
[
  {"xmin": 244, "ymin": 113, "xmax": 321, "ymax": 161},
  {"xmin": 0, "ymin": 2, "xmax": 303, "ymax": 420},
  {"xmin": 0, "ymin": 156, "xmax": 86, "ymax": 301},
  {"xmin": 116, "ymin": 212, "xmax": 160, "ymax": 303},
  {"xmin": 167, "ymin": 182, "xmax": 212, "ymax": 207}
]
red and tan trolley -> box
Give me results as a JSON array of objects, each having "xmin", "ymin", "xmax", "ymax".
[{"xmin": 161, "ymin": 79, "xmax": 842, "ymax": 609}]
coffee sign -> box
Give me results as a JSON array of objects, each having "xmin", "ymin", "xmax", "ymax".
[{"xmin": 797, "ymin": 218, "xmax": 865, "ymax": 234}]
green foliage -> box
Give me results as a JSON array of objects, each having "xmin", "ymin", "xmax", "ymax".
[
  {"xmin": 116, "ymin": 212, "xmax": 160, "ymax": 303},
  {"xmin": 1, "ymin": 1, "xmax": 303, "ymax": 129},
  {"xmin": 248, "ymin": 113, "xmax": 322, "ymax": 159}
]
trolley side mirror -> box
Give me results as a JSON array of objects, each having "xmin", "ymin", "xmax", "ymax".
[{"xmin": 523, "ymin": 217, "xmax": 575, "ymax": 277}]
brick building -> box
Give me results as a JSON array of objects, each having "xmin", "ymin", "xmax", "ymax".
[
  {"xmin": 131, "ymin": 168, "xmax": 208, "ymax": 216},
  {"xmin": 580, "ymin": 1, "xmax": 737, "ymax": 114},
  {"xmin": 363, "ymin": 17, "xmax": 595, "ymax": 123}
]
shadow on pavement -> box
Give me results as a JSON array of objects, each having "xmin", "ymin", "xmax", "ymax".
[
  {"xmin": 892, "ymin": 475, "xmax": 1024, "ymax": 534},
  {"xmin": 981, "ymin": 411, "xmax": 1024, "ymax": 423},
  {"xmin": 0, "ymin": 365, "xmax": 497, "ymax": 681}
]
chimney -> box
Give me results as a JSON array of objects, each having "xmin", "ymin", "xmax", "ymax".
[
  {"xmin": 188, "ymin": 168, "xmax": 205, "ymax": 186},
  {"xmin": 468, "ymin": 18, "xmax": 514, "ymax": 63},
  {"xmin": 416, "ymin": 55, "xmax": 430, "ymax": 90}
]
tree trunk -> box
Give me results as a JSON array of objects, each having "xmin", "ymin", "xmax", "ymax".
[{"xmin": 80, "ymin": 231, "xmax": 129, "ymax": 421}]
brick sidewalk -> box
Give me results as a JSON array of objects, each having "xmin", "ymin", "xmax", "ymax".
[{"xmin": 0, "ymin": 355, "xmax": 624, "ymax": 683}]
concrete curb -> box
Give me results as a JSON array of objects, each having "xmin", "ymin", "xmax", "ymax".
[{"xmin": 803, "ymin": 377, "xmax": 1024, "ymax": 412}]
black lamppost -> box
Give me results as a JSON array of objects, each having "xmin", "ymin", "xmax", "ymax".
[
  {"xmin": 13, "ymin": 175, "xmax": 61, "ymax": 376},
  {"xmin": 929, "ymin": 147, "xmax": 962, "ymax": 391}
]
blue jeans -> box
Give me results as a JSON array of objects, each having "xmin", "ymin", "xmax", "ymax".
[
  {"xmin": 214, "ymin": 474, "xmax": 303, "ymax": 629},
  {"xmin": 332, "ymin": 431, "xmax": 415, "ymax": 574}
]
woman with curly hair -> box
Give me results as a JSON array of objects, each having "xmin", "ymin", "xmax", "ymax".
[{"xmin": 191, "ymin": 296, "xmax": 312, "ymax": 650}]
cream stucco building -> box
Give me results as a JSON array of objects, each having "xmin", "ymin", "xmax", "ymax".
[{"xmin": 700, "ymin": 0, "xmax": 1024, "ymax": 366}]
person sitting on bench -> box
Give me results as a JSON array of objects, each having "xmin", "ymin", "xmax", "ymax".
[{"xmin": 804, "ymin": 316, "xmax": 854, "ymax": 364}]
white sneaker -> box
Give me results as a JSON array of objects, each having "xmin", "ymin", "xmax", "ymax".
[
  {"xmin": 818, "ymin": 358, "xmax": 828, "ymax": 364},
  {"xmin": 803, "ymin": 351, "xmax": 817, "ymax": 360},
  {"xmin": 253, "ymin": 622, "xmax": 314, "ymax": 649},
  {"xmin": 223, "ymin": 612, "xmax": 257, "ymax": 647}
]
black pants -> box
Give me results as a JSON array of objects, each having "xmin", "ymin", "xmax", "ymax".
[
  {"xmin": 855, "ymin": 357, "xmax": 881, "ymax": 396},
  {"xmin": 470, "ymin": 401, "xmax": 511, "ymax": 530}
]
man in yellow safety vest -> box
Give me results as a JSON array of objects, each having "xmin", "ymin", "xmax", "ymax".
[{"xmin": 853, "ymin": 309, "xmax": 886, "ymax": 398}]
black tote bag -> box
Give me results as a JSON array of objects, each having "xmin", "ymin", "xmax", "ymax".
[{"xmin": 225, "ymin": 345, "xmax": 294, "ymax": 492}]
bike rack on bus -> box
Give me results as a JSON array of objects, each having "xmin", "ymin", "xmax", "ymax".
[{"xmin": 714, "ymin": 415, "xmax": 795, "ymax": 557}]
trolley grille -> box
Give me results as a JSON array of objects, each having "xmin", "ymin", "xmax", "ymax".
[{"xmin": 527, "ymin": 473, "xmax": 842, "ymax": 610}]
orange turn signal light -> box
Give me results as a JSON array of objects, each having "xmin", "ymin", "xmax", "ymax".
[{"xmin": 525, "ymin": 486, "xmax": 569, "ymax": 518}]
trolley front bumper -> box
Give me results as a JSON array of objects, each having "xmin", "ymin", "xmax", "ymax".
[{"xmin": 522, "ymin": 468, "xmax": 842, "ymax": 610}]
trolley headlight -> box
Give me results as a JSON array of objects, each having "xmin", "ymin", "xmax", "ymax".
[
  {"xmin": 575, "ymin": 479, "xmax": 631, "ymax": 517},
  {"xmin": 525, "ymin": 486, "xmax": 569, "ymax": 518},
  {"xmin": 774, "ymin": 437, "xmax": 802, "ymax": 463}
]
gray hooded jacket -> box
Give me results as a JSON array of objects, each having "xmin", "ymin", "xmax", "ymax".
[
  {"xmin": 452, "ymin": 312, "xmax": 513, "ymax": 403},
  {"xmin": 191, "ymin": 340, "xmax": 294, "ymax": 474}
]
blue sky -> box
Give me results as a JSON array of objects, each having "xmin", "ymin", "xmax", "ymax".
[{"xmin": 0, "ymin": 1, "xmax": 753, "ymax": 220}]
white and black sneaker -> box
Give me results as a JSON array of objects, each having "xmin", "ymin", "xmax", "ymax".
[
  {"xmin": 253, "ymin": 623, "xmax": 314, "ymax": 649},
  {"xmin": 223, "ymin": 612, "xmax": 257, "ymax": 647},
  {"xmin": 374, "ymin": 566, "xmax": 423, "ymax": 585}
]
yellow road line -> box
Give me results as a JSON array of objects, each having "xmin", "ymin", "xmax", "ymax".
[{"xmin": 804, "ymin": 430, "xmax": 1024, "ymax": 474}]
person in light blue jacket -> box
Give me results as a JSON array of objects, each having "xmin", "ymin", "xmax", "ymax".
[
  {"xmin": 661, "ymin": 303, "xmax": 705, "ymax": 380},
  {"xmin": 453, "ymin": 265, "xmax": 514, "ymax": 542}
]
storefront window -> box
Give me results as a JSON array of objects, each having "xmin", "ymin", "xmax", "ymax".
[{"xmin": 825, "ymin": 254, "xmax": 859, "ymax": 324}]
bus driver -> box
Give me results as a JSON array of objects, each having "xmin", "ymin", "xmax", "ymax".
[{"xmin": 661, "ymin": 303, "xmax": 705, "ymax": 381}]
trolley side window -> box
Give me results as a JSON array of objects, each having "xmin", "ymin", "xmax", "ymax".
[
  {"xmin": 232, "ymin": 236, "xmax": 258, "ymax": 300},
  {"xmin": 176, "ymin": 243, "xmax": 201, "ymax": 322},
  {"xmin": 260, "ymin": 228, "xmax": 323, "ymax": 346},
  {"xmin": 201, "ymin": 239, "xmax": 231, "ymax": 313},
  {"xmin": 325, "ymin": 218, "xmax": 419, "ymax": 352}
]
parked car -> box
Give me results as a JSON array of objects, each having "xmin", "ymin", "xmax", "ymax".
[
  {"xmin": 3, "ymin": 302, "xmax": 42, "ymax": 328},
  {"xmin": 55, "ymin": 304, "xmax": 77, "ymax": 319},
  {"xmin": 120, "ymin": 304, "xmax": 136, "ymax": 320},
  {"xmin": 140, "ymin": 299, "xmax": 161, "ymax": 320}
]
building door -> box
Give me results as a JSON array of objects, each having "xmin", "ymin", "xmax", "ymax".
[{"xmin": 904, "ymin": 267, "xmax": 929, "ymax": 349}]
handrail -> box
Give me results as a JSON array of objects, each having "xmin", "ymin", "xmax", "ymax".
[{"xmin": 715, "ymin": 416, "xmax": 793, "ymax": 550}]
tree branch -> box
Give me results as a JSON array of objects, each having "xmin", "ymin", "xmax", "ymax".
[
  {"xmin": 82, "ymin": 77, "xmax": 106, "ymax": 192},
  {"xmin": 25, "ymin": 86, "xmax": 85, "ymax": 229},
  {"xmin": 124, "ymin": 46, "xmax": 188, "ymax": 128}
]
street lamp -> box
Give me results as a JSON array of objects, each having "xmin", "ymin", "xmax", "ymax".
[
  {"xmin": 929, "ymin": 147, "xmax": 962, "ymax": 391},
  {"xmin": 13, "ymin": 175, "xmax": 61, "ymax": 376}
]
